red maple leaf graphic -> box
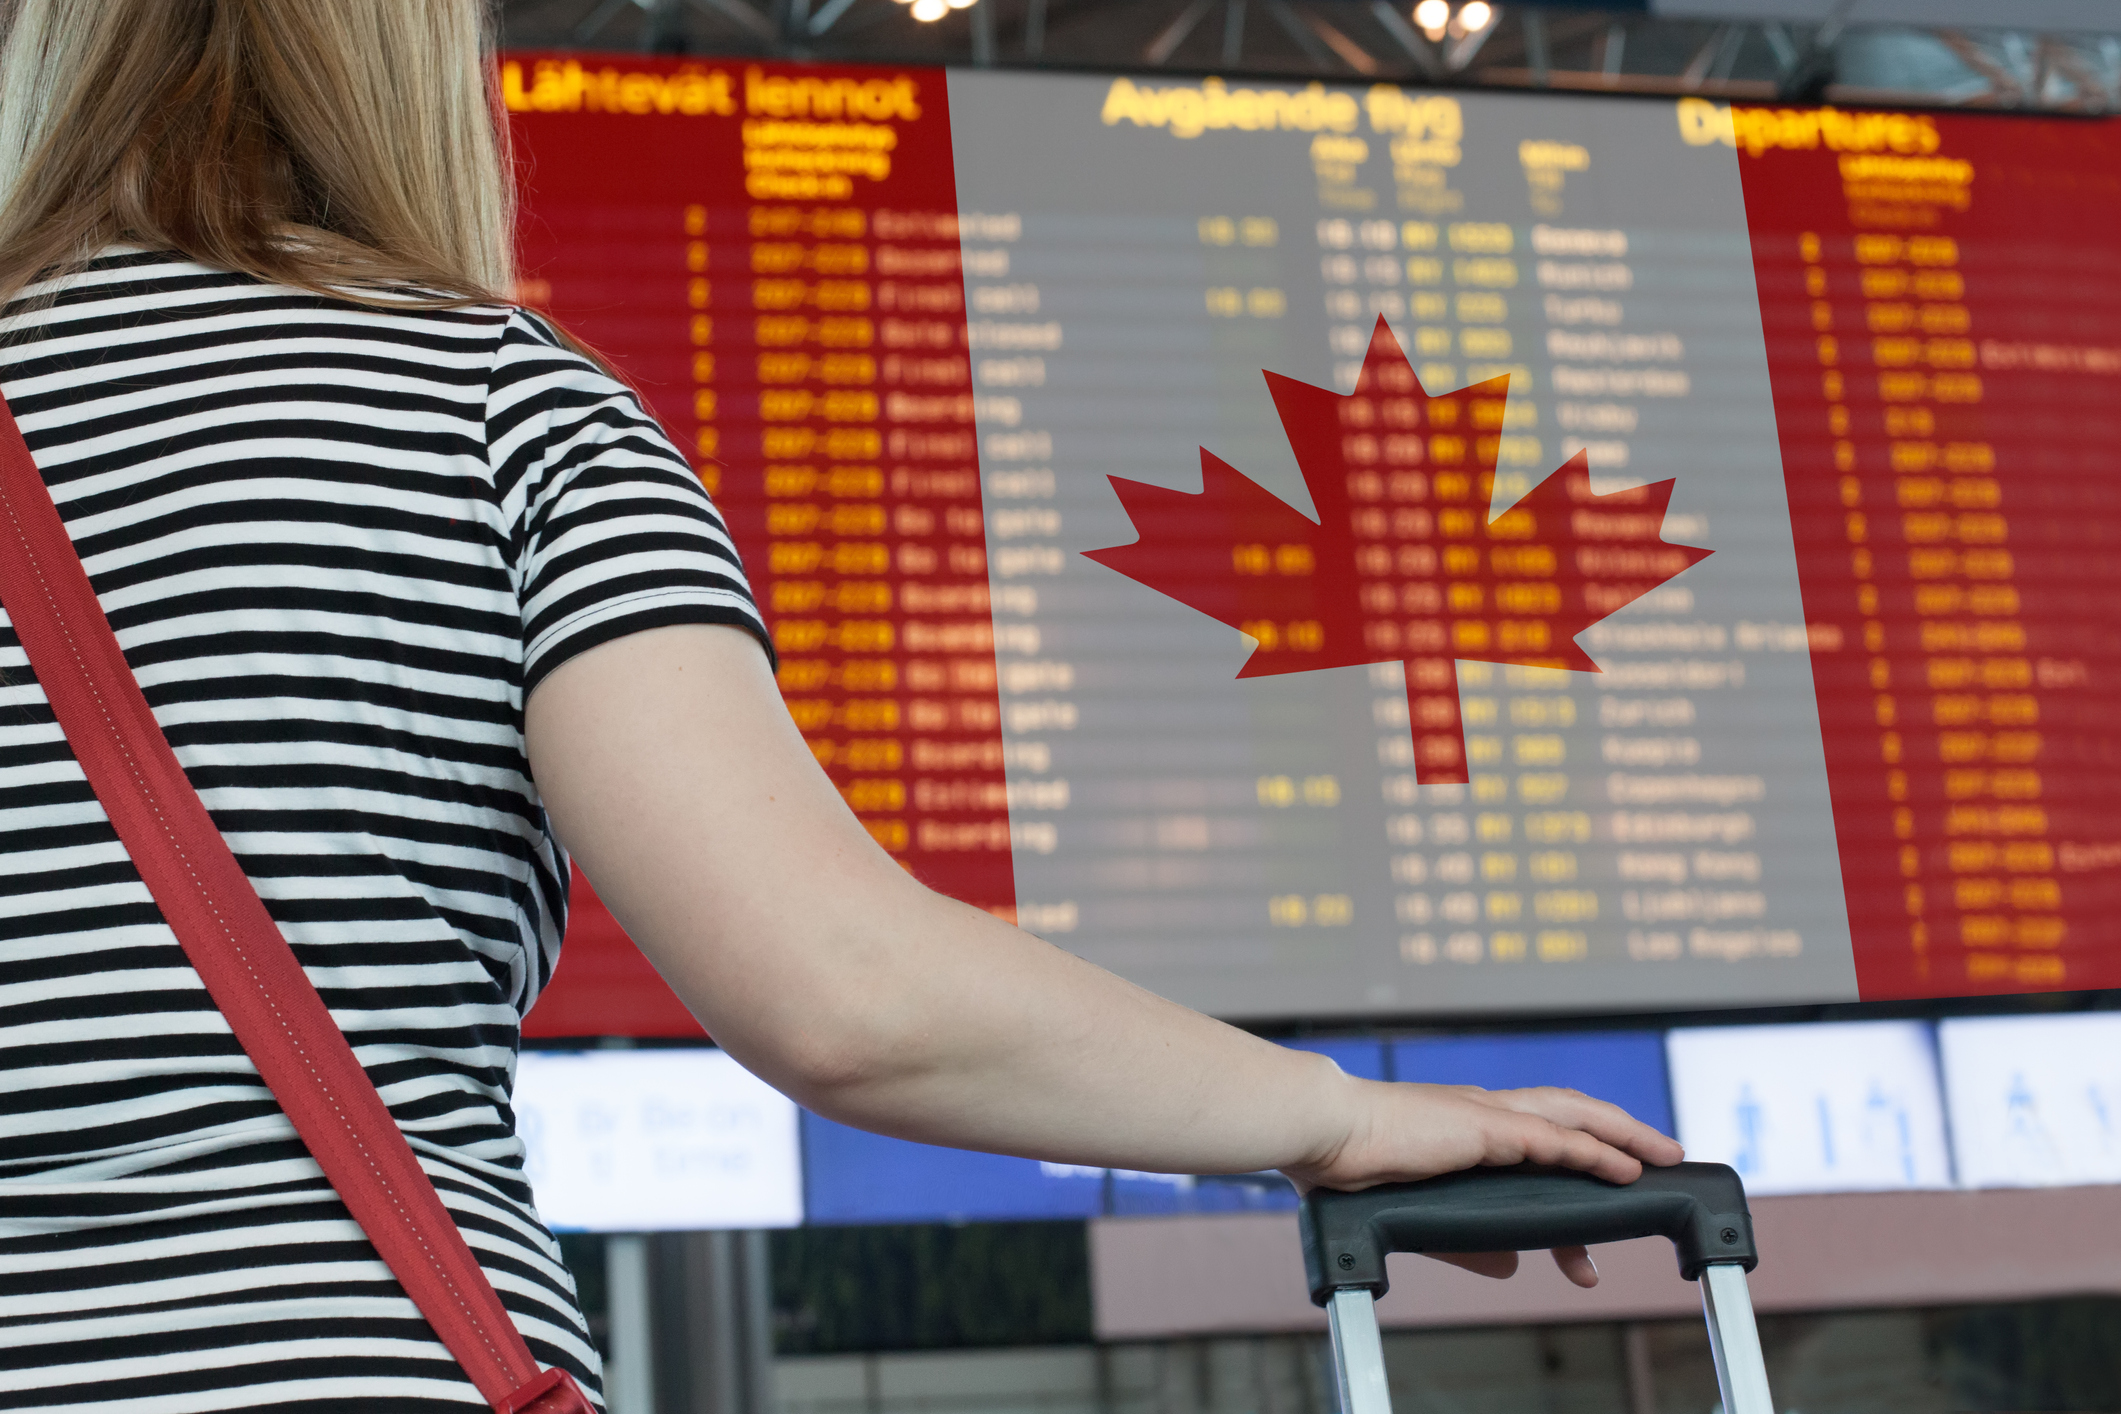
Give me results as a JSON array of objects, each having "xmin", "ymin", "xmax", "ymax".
[{"xmin": 1083, "ymin": 318, "xmax": 1712, "ymax": 785}]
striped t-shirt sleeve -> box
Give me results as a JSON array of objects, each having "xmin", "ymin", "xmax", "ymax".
[{"xmin": 488, "ymin": 309, "xmax": 770, "ymax": 692}]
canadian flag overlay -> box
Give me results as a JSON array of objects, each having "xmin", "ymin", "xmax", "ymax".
[{"xmin": 506, "ymin": 57, "xmax": 2121, "ymax": 1030}]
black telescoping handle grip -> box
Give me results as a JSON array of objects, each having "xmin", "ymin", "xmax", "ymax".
[{"xmin": 1299, "ymin": 1161, "xmax": 1756, "ymax": 1305}]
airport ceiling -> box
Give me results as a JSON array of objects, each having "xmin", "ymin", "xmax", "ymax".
[{"xmin": 498, "ymin": 0, "xmax": 2120, "ymax": 110}]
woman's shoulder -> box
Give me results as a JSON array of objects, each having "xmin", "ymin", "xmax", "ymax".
[
  {"xmin": 0, "ymin": 248, "xmax": 655, "ymax": 463},
  {"xmin": 0, "ymin": 246, "xmax": 543, "ymax": 390},
  {"xmin": 6, "ymin": 245, "xmax": 520, "ymax": 336}
]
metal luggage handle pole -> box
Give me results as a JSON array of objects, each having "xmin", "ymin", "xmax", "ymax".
[
  {"xmin": 1300, "ymin": 1162, "xmax": 1771, "ymax": 1414},
  {"xmin": 1324, "ymin": 1289, "xmax": 1393, "ymax": 1414},
  {"xmin": 1701, "ymin": 1262, "xmax": 1774, "ymax": 1414}
]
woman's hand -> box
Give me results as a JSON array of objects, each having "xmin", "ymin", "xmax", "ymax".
[
  {"xmin": 1283, "ymin": 1079, "xmax": 1682, "ymax": 1190},
  {"xmin": 1279, "ymin": 1079, "xmax": 1685, "ymax": 1286}
]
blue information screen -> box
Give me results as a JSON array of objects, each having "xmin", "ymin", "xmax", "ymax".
[{"xmin": 1390, "ymin": 1030, "xmax": 1674, "ymax": 1136}]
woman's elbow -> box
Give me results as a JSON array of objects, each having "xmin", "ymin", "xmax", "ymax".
[{"xmin": 723, "ymin": 991, "xmax": 929, "ymax": 1118}]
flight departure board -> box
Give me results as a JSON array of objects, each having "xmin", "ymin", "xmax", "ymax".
[{"xmin": 506, "ymin": 56, "xmax": 2121, "ymax": 1034}]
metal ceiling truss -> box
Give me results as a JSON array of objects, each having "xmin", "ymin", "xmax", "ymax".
[{"xmin": 500, "ymin": 0, "xmax": 2121, "ymax": 113}]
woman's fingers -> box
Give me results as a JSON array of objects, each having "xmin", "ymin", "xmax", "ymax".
[
  {"xmin": 1464, "ymin": 1104, "xmax": 1645, "ymax": 1184},
  {"xmin": 1430, "ymin": 1250, "xmax": 1519, "ymax": 1279},
  {"xmin": 1475, "ymin": 1088, "xmax": 1684, "ymax": 1178},
  {"xmin": 1488, "ymin": 1086, "xmax": 1684, "ymax": 1160},
  {"xmin": 1550, "ymin": 1245, "xmax": 1598, "ymax": 1288},
  {"xmin": 1429, "ymin": 1247, "xmax": 1596, "ymax": 1286}
]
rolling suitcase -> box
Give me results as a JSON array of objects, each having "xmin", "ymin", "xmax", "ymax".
[{"xmin": 1300, "ymin": 1163, "xmax": 1771, "ymax": 1414}]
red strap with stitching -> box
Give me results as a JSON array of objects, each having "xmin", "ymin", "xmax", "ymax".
[{"xmin": 0, "ymin": 397, "xmax": 593, "ymax": 1414}]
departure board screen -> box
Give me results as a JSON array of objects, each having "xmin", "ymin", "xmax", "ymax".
[{"xmin": 507, "ymin": 56, "xmax": 2121, "ymax": 1033}]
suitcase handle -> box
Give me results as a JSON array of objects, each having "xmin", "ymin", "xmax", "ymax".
[{"xmin": 1299, "ymin": 1161, "xmax": 1756, "ymax": 1304}]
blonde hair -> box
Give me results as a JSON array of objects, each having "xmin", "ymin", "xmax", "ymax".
[{"xmin": 0, "ymin": 0, "xmax": 514, "ymax": 308}]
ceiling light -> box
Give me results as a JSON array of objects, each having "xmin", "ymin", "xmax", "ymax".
[
  {"xmin": 947, "ymin": 0, "xmax": 979, "ymax": 8},
  {"xmin": 1459, "ymin": 0, "xmax": 1491, "ymax": 28},
  {"xmin": 910, "ymin": 0, "xmax": 947, "ymax": 17},
  {"xmin": 1412, "ymin": 0, "xmax": 1449, "ymax": 33}
]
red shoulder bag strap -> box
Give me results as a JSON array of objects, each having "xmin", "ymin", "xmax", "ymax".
[{"xmin": 0, "ymin": 397, "xmax": 594, "ymax": 1414}]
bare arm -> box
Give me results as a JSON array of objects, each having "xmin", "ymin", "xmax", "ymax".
[{"xmin": 526, "ymin": 625, "xmax": 1681, "ymax": 1280}]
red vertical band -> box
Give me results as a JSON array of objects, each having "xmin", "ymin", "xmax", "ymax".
[{"xmin": 0, "ymin": 398, "xmax": 588, "ymax": 1412}]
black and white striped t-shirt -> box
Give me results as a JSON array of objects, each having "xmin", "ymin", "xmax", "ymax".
[{"xmin": 0, "ymin": 250, "xmax": 768, "ymax": 1409}]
